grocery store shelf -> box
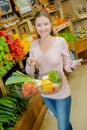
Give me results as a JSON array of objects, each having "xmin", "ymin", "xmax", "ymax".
[
  {"xmin": 58, "ymin": 21, "xmax": 69, "ymax": 31},
  {"xmin": 71, "ymin": 15, "xmax": 87, "ymax": 23}
]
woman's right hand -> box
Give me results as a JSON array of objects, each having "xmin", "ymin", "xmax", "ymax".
[{"xmin": 27, "ymin": 57, "xmax": 39, "ymax": 69}]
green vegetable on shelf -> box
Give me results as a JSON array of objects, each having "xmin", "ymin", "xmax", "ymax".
[
  {"xmin": 0, "ymin": 115, "xmax": 9, "ymax": 123},
  {"xmin": 59, "ymin": 32, "xmax": 80, "ymax": 44},
  {"xmin": 0, "ymin": 106, "xmax": 15, "ymax": 112},
  {"xmin": 5, "ymin": 127, "xmax": 12, "ymax": 130},
  {"xmin": 0, "ymin": 46, "xmax": 4, "ymax": 51},
  {"xmin": 5, "ymin": 64, "xmax": 11, "ymax": 71},
  {"xmin": 0, "ymin": 99, "xmax": 15, "ymax": 109},
  {"xmin": 1, "ymin": 96, "xmax": 17, "ymax": 103},
  {"xmin": 0, "ymin": 66, "xmax": 7, "ymax": 77},
  {"xmin": 0, "ymin": 51, "xmax": 5, "ymax": 58},
  {"xmin": 0, "ymin": 110, "xmax": 13, "ymax": 116},
  {"xmin": 0, "ymin": 125, "xmax": 4, "ymax": 130},
  {"xmin": 0, "ymin": 36, "xmax": 6, "ymax": 43}
]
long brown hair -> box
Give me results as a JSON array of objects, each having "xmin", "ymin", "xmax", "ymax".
[{"xmin": 34, "ymin": 10, "xmax": 55, "ymax": 37}]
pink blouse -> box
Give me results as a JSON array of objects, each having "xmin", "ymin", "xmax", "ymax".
[{"xmin": 25, "ymin": 37, "xmax": 74, "ymax": 99}]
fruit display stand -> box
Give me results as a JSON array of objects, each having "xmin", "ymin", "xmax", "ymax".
[
  {"xmin": 0, "ymin": 29, "xmax": 47, "ymax": 130},
  {"xmin": 0, "ymin": 58, "xmax": 25, "ymax": 96},
  {"xmin": 13, "ymin": 94, "xmax": 47, "ymax": 130}
]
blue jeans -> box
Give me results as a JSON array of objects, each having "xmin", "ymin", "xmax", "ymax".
[{"xmin": 42, "ymin": 96, "xmax": 73, "ymax": 130}]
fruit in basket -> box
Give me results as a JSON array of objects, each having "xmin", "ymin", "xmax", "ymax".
[
  {"xmin": 41, "ymin": 79, "xmax": 53, "ymax": 92},
  {"xmin": 38, "ymin": 71, "xmax": 62, "ymax": 94},
  {"xmin": 48, "ymin": 71, "xmax": 62, "ymax": 83},
  {"xmin": 5, "ymin": 70, "xmax": 62, "ymax": 96},
  {"xmin": 22, "ymin": 82, "xmax": 38, "ymax": 97}
]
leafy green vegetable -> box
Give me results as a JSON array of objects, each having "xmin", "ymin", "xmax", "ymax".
[
  {"xmin": 48, "ymin": 71, "xmax": 62, "ymax": 83},
  {"xmin": 5, "ymin": 70, "xmax": 35, "ymax": 85},
  {"xmin": 59, "ymin": 32, "xmax": 79, "ymax": 44}
]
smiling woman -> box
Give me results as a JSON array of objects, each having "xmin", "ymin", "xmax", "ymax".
[
  {"xmin": 35, "ymin": 16, "xmax": 52, "ymax": 37},
  {"xmin": 25, "ymin": 10, "xmax": 82, "ymax": 130},
  {"xmin": 34, "ymin": 10, "xmax": 54, "ymax": 36}
]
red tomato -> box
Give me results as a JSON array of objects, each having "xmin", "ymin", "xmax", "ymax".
[
  {"xmin": 31, "ymin": 87, "xmax": 38, "ymax": 94},
  {"xmin": 23, "ymin": 90, "xmax": 30, "ymax": 97},
  {"xmin": 23, "ymin": 82, "xmax": 35, "ymax": 91}
]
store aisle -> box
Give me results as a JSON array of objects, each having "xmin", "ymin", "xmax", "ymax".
[{"xmin": 39, "ymin": 64, "xmax": 87, "ymax": 130}]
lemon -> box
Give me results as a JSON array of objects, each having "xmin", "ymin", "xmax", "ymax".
[{"xmin": 41, "ymin": 79, "xmax": 53, "ymax": 92}]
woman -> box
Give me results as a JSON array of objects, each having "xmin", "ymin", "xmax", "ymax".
[{"xmin": 25, "ymin": 10, "xmax": 82, "ymax": 130}]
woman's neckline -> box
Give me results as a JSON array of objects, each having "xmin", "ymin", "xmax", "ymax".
[{"xmin": 37, "ymin": 36, "xmax": 57, "ymax": 54}]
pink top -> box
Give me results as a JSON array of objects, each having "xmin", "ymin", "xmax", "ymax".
[{"xmin": 25, "ymin": 37, "xmax": 74, "ymax": 99}]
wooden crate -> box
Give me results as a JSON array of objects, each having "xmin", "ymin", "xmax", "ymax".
[
  {"xmin": 18, "ymin": 22, "xmax": 30, "ymax": 36},
  {"xmin": 13, "ymin": 94, "xmax": 47, "ymax": 130},
  {"xmin": 74, "ymin": 37, "xmax": 87, "ymax": 64}
]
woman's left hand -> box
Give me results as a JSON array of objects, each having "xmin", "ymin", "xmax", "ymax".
[{"xmin": 71, "ymin": 58, "xmax": 83, "ymax": 70}]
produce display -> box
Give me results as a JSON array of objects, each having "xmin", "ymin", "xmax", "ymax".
[
  {"xmin": 74, "ymin": 26, "xmax": 87, "ymax": 38},
  {"xmin": 52, "ymin": 16, "xmax": 68, "ymax": 26},
  {"xmin": 5, "ymin": 70, "xmax": 62, "ymax": 97},
  {"xmin": 0, "ymin": 86, "xmax": 30, "ymax": 130},
  {"xmin": 58, "ymin": 32, "xmax": 80, "ymax": 44},
  {"xmin": 13, "ymin": 33, "xmax": 31, "ymax": 55},
  {"xmin": 0, "ymin": 30, "xmax": 27, "ymax": 77},
  {"xmin": 52, "ymin": 16, "xmax": 69, "ymax": 33},
  {"xmin": 0, "ymin": 35, "xmax": 15, "ymax": 77},
  {"xmin": 0, "ymin": 30, "xmax": 25, "ymax": 62}
]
